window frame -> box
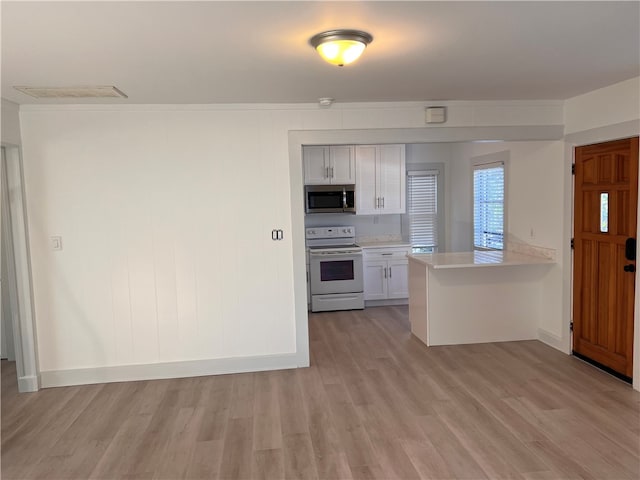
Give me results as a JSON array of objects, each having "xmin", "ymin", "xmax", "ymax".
[
  {"xmin": 471, "ymin": 151, "xmax": 508, "ymax": 251},
  {"xmin": 403, "ymin": 163, "xmax": 445, "ymax": 253}
]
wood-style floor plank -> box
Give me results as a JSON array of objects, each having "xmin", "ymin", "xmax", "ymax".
[{"xmin": 2, "ymin": 306, "xmax": 640, "ymax": 479}]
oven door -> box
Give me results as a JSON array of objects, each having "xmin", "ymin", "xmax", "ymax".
[{"xmin": 309, "ymin": 250, "xmax": 363, "ymax": 295}]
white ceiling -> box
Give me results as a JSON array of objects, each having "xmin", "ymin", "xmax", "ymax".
[{"xmin": 2, "ymin": 1, "xmax": 639, "ymax": 105}]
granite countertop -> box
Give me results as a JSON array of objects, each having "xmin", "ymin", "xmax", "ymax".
[{"xmin": 407, "ymin": 251, "xmax": 555, "ymax": 269}]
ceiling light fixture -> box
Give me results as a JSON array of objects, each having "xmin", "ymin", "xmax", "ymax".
[{"xmin": 310, "ymin": 29, "xmax": 373, "ymax": 67}]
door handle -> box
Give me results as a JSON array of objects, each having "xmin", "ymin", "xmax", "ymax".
[{"xmin": 624, "ymin": 264, "xmax": 636, "ymax": 273}]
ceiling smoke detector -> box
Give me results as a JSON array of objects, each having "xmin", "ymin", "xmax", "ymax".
[
  {"xmin": 318, "ymin": 97, "xmax": 334, "ymax": 107},
  {"xmin": 13, "ymin": 85, "xmax": 128, "ymax": 99}
]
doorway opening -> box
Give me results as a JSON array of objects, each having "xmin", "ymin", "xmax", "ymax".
[{"xmin": 0, "ymin": 145, "xmax": 39, "ymax": 392}]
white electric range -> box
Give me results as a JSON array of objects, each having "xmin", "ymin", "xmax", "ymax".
[{"xmin": 306, "ymin": 226, "xmax": 364, "ymax": 312}]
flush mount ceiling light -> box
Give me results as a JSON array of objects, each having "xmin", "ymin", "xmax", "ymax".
[{"xmin": 310, "ymin": 29, "xmax": 373, "ymax": 67}]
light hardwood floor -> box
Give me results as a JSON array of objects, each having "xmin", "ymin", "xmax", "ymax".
[{"xmin": 2, "ymin": 306, "xmax": 639, "ymax": 479}]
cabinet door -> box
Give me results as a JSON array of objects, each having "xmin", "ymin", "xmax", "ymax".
[
  {"xmin": 303, "ymin": 146, "xmax": 329, "ymax": 185},
  {"xmin": 363, "ymin": 260, "xmax": 387, "ymax": 300},
  {"xmin": 355, "ymin": 145, "xmax": 379, "ymax": 214},
  {"xmin": 379, "ymin": 144, "xmax": 406, "ymax": 214},
  {"xmin": 330, "ymin": 146, "xmax": 355, "ymax": 184},
  {"xmin": 387, "ymin": 259, "xmax": 409, "ymax": 299}
]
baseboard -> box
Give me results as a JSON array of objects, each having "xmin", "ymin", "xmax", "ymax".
[
  {"xmin": 537, "ymin": 328, "xmax": 569, "ymax": 353},
  {"xmin": 18, "ymin": 375, "xmax": 40, "ymax": 392},
  {"xmin": 40, "ymin": 353, "xmax": 299, "ymax": 388},
  {"xmin": 365, "ymin": 298, "xmax": 409, "ymax": 308}
]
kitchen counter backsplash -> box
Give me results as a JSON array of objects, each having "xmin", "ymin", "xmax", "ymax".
[
  {"xmin": 357, "ymin": 234, "xmax": 409, "ymax": 246},
  {"xmin": 506, "ymin": 238, "xmax": 557, "ymax": 261}
]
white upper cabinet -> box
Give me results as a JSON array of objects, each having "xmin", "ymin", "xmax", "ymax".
[
  {"xmin": 330, "ymin": 146, "xmax": 356, "ymax": 184},
  {"xmin": 356, "ymin": 144, "xmax": 406, "ymax": 214},
  {"xmin": 303, "ymin": 145, "xmax": 355, "ymax": 185},
  {"xmin": 303, "ymin": 146, "xmax": 329, "ymax": 184}
]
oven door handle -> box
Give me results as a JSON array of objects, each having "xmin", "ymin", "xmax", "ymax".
[{"xmin": 309, "ymin": 250, "xmax": 362, "ymax": 257}]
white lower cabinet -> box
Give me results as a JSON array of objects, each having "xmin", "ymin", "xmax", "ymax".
[{"xmin": 363, "ymin": 247, "xmax": 411, "ymax": 301}]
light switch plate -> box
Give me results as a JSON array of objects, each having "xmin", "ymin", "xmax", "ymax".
[{"xmin": 51, "ymin": 236, "xmax": 63, "ymax": 251}]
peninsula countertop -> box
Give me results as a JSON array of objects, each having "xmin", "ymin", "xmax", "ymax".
[{"xmin": 408, "ymin": 250, "xmax": 555, "ymax": 270}]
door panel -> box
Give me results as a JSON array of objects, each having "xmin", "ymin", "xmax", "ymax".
[
  {"xmin": 387, "ymin": 260, "xmax": 409, "ymax": 299},
  {"xmin": 573, "ymin": 137, "xmax": 638, "ymax": 379},
  {"xmin": 379, "ymin": 144, "xmax": 406, "ymax": 214},
  {"xmin": 355, "ymin": 145, "xmax": 379, "ymax": 215},
  {"xmin": 330, "ymin": 145, "xmax": 355, "ymax": 184},
  {"xmin": 303, "ymin": 146, "xmax": 329, "ymax": 185},
  {"xmin": 363, "ymin": 260, "xmax": 386, "ymax": 300}
]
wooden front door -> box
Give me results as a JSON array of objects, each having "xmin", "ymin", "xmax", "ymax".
[{"xmin": 573, "ymin": 137, "xmax": 639, "ymax": 380}]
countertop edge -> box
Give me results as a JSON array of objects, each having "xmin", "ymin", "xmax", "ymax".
[{"xmin": 407, "ymin": 252, "xmax": 556, "ymax": 269}]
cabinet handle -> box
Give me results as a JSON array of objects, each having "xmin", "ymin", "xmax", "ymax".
[
  {"xmin": 325, "ymin": 167, "xmax": 329, "ymax": 178},
  {"xmin": 330, "ymin": 166, "xmax": 334, "ymax": 178},
  {"xmin": 389, "ymin": 267, "xmax": 392, "ymax": 278},
  {"xmin": 384, "ymin": 267, "xmax": 387, "ymax": 279},
  {"xmin": 381, "ymin": 197, "xmax": 385, "ymax": 208}
]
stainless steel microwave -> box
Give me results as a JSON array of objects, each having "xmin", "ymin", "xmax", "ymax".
[{"xmin": 305, "ymin": 185, "xmax": 356, "ymax": 214}]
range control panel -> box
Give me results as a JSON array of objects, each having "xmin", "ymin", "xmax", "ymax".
[{"xmin": 305, "ymin": 226, "xmax": 355, "ymax": 241}]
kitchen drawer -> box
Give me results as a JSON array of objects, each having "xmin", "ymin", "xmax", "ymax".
[{"xmin": 363, "ymin": 247, "xmax": 411, "ymax": 262}]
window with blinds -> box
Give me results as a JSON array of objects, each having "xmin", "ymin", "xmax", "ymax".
[
  {"xmin": 407, "ymin": 170, "xmax": 438, "ymax": 253},
  {"xmin": 473, "ymin": 162, "xmax": 504, "ymax": 250}
]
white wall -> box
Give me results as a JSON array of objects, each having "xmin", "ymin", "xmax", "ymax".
[
  {"xmin": 564, "ymin": 77, "xmax": 640, "ymax": 135},
  {"xmin": 20, "ymin": 101, "xmax": 565, "ymax": 386},
  {"xmin": 21, "ymin": 108, "xmax": 299, "ymax": 381}
]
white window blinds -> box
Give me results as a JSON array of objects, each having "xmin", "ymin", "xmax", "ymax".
[
  {"xmin": 407, "ymin": 171, "xmax": 438, "ymax": 250},
  {"xmin": 473, "ymin": 162, "xmax": 504, "ymax": 250}
]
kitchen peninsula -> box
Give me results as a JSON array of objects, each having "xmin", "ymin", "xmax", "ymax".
[{"xmin": 408, "ymin": 250, "xmax": 554, "ymax": 346}]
